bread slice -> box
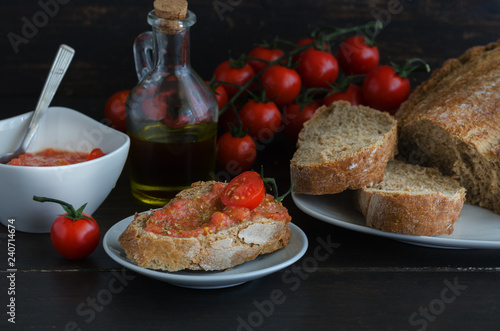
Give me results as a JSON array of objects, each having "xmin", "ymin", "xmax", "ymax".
[
  {"xmin": 396, "ymin": 40, "xmax": 500, "ymax": 214},
  {"xmin": 119, "ymin": 181, "xmax": 291, "ymax": 272},
  {"xmin": 290, "ymin": 101, "xmax": 398, "ymax": 195},
  {"xmin": 355, "ymin": 160, "xmax": 466, "ymax": 236}
]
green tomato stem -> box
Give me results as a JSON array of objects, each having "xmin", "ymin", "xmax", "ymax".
[{"xmin": 33, "ymin": 195, "xmax": 94, "ymax": 221}]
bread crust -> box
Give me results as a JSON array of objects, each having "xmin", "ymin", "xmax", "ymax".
[
  {"xmin": 291, "ymin": 102, "xmax": 398, "ymax": 195},
  {"xmin": 355, "ymin": 189, "xmax": 465, "ymax": 236},
  {"xmin": 119, "ymin": 181, "xmax": 291, "ymax": 272},
  {"xmin": 397, "ymin": 39, "xmax": 500, "ymax": 148},
  {"xmin": 396, "ymin": 39, "xmax": 500, "ymax": 213},
  {"xmin": 354, "ymin": 160, "xmax": 466, "ymax": 236}
]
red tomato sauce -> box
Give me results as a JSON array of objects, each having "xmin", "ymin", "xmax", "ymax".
[
  {"xmin": 144, "ymin": 182, "xmax": 291, "ymax": 238},
  {"xmin": 7, "ymin": 148, "xmax": 106, "ymax": 167}
]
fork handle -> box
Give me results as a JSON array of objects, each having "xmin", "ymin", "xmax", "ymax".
[{"xmin": 21, "ymin": 44, "xmax": 75, "ymax": 152}]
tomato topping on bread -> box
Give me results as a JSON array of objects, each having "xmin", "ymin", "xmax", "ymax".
[{"xmin": 119, "ymin": 173, "xmax": 292, "ymax": 272}]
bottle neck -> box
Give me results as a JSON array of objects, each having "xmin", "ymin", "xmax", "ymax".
[{"xmin": 152, "ymin": 27, "xmax": 190, "ymax": 68}]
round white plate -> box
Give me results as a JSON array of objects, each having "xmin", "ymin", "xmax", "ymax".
[
  {"xmin": 103, "ymin": 215, "xmax": 308, "ymax": 289},
  {"xmin": 292, "ymin": 192, "xmax": 500, "ymax": 249}
]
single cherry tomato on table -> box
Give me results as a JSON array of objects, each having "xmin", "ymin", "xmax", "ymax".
[
  {"xmin": 297, "ymin": 50, "xmax": 339, "ymax": 88},
  {"xmin": 33, "ymin": 196, "xmax": 100, "ymax": 260},
  {"xmin": 213, "ymin": 59, "xmax": 255, "ymax": 97},
  {"xmin": 282, "ymin": 102, "xmax": 320, "ymax": 144},
  {"xmin": 247, "ymin": 46, "xmax": 285, "ymax": 73},
  {"xmin": 261, "ymin": 65, "xmax": 302, "ymax": 106},
  {"xmin": 221, "ymin": 171, "xmax": 265, "ymax": 210},
  {"xmin": 239, "ymin": 100, "xmax": 282, "ymax": 141},
  {"xmin": 105, "ymin": 90, "xmax": 130, "ymax": 132},
  {"xmin": 337, "ymin": 35, "xmax": 380, "ymax": 75},
  {"xmin": 217, "ymin": 130, "xmax": 257, "ymax": 175},
  {"xmin": 324, "ymin": 83, "xmax": 365, "ymax": 106}
]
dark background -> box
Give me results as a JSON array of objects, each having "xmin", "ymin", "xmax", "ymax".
[{"xmin": 1, "ymin": 0, "xmax": 499, "ymax": 121}]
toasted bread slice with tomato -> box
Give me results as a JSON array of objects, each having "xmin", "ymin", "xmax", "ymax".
[{"xmin": 119, "ymin": 180, "xmax": 291, "ymax": 272}]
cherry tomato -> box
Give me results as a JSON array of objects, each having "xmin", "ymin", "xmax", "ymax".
[
  {"xmin": 293, "ymin": 38, "xmax": 330, "ymax": 64},
  {"xmin": 221, "ymin": 171, "xmax": 265, "ymax": 210},
  {"xmin": 297, "ymin": 50, "xmax": 339, "ymax": 88},
  {"xmin": 247, "ymin": 46, "xmax": 285, "ymax": 73},
  {"xmin": 282, "ymin": 102, "xmax": 320, "ymax": 143},
  {"xmin": 207, "ymin": 81, "xmax": 228, "ymax": 110},
  {"xmin": 87, "ymin": 148, "xmax": 106, "ymax": 161},
  {"xmin": 214, "ymin": 60, "xmax": 255, "ymax": 97},
  {"xmin": 261, "ymin": 65, "xmax": 302, "ymax": 106},
  {"xmin": 217, "ymin": 131, "xmax": 257, "ymax": 175},
  {"xmin": 324, "ymin": 84, "xmax": 365, "ymax": 106},
  {"xmin": 337, "ymin": 36, "xmax": 380, "ymax": 75},
  {"xmin": 33, "ymin": 196, "xmax": 100, "ymax": 260},
  {"xmin": 239, "ymin": 100, "xmax": 282, "ymax": 141},
  {"xmin": 362, "ymin": 65, "xmax": 411, "ymax": 114},
  {"xmin": 105, "ymin": 90, "xmax": 130, "ymax": 132}
]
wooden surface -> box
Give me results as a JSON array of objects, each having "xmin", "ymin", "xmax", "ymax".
[{"xmin": 2, "ymin": 1, "xmax": 500, "ymax": 330}]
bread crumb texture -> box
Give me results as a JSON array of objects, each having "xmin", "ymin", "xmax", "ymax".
[{"xmin": 291, "ymin": 101, "xmax": 397, "ymax": 195}]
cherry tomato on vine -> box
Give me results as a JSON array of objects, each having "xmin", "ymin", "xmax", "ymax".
[
  {"xmin": 282, "ymin": 102, "xmax": 320, "ymax": 143},
  {"xmin": 207, "ymin": 81, "xmax": 228, "ymax": 110},
  {"xmin": 247, "ymin": 46, "xmax": 285, "ymax": 73},
  {"xmin": 324, "ymin": 84, "xmax": 365, "ymax": 106},
  {"xmin": 362, "ymin": 65, "xmax": 411, "ymax": 114},
  {"xmin": 261, "ymin": 65, "xmax": 302, "ymax": 106},
  {"xmin": 217, "ymin": 131, "xmax": 256, "ymax": 174},
  {"xmin": 105, "ymin": 90, "xmax": 130, "ymax": 132},
  {"xmin": 33, "ymin": 196, "xmax": 100, "ymax": 260},
  {"xmin": 337, "ymin": 36, "xmax": 380, "ymax": 75},
  {"xmin": 214, "ymin": 60, "xmax": 255, "ymax": 97},
  {"xmin": 239, "ymin": 100, "xmax": 282, "ymax": 141},
  {"xmin": 293, "ymin": 38, "xmax": 330, "ymax": 64},
  {"xmin": 297, "ymin": 50, "xmax": 339, "ymax": 88},
  {"xmin": 221, "ymin": 171, "xmax": 265, "ymax": 210}
]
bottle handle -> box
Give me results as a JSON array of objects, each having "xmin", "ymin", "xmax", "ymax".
[{"xmin": 133, "ymin": 31, "xmax": 154, "ymax": 81}]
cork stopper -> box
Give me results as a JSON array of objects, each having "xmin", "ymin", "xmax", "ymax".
[{"xmin": 154, "ymin": 0, "xmax": 188, "ymax": 34}]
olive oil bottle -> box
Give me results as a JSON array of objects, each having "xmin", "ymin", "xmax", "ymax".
[{"xmin": 126, "ymin": 1, "xmax": 218, "ymax": 206}]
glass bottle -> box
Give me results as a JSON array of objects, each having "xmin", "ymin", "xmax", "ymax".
[{"xmin": 126, "ymin": 8, "xmax": 218, "ymax": 207}]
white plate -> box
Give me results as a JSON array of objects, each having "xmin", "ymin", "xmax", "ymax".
[
  {"xmin": 292, "ymin": 192, "xmax": 500, "ymax": 249},
  {"xmin": 103, "ymin": 215, "xmax": 308, "ymax": 289}
]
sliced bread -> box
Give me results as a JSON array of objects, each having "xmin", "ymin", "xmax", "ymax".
[
  {"xmin": 396, "ymin": 40, "xmax": 500, "ymax": 214},
  {"xmin": 290, "ymin": 101, "xmax": 398, "ymax": 195},
  {"xmin": 355, "ymin": 159, "xmax": 466, "ymax": 236},
  {"xmin": 119, "ymin": 181, "xmax": 291, "ymax": 272}
]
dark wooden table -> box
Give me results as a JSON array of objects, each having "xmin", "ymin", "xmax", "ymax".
[{"xmin": 2, "ymin": 1, "xmax": 500, "ymax": 330}]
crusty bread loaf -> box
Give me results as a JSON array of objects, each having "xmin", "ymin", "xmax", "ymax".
[
  {"xmin": 355, "ymin": 160, "xmax": 466, "ymax": 236},
  {"xmin": 119, "ymin": 181, "xmax": 291, "ymax": 272},
  {"xmin": 290, "ymin": 101, "xmax": 398, "ymax": 195},
  {"xmin": 396, "ymin": 40, "xmax": 500, "ymax": 214}
]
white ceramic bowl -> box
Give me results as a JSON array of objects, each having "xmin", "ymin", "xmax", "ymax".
[{"xmin": 0, "ymin": 107, "xmax": 130, "ymax": 233}]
